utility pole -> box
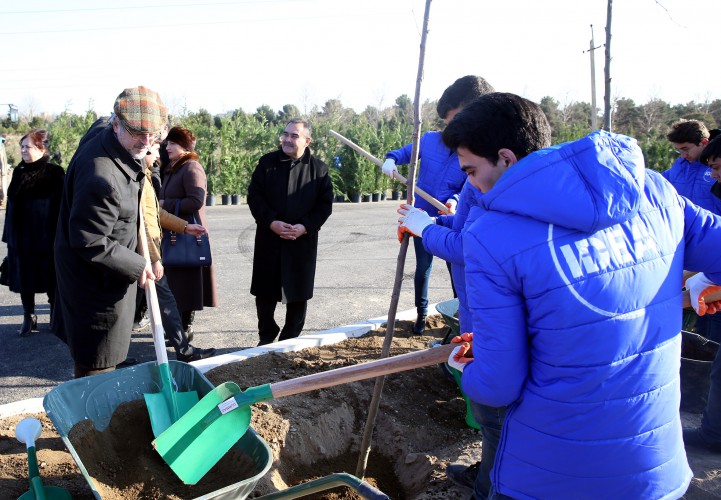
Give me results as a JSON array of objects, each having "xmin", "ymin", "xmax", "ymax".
[
  {"xmin": 585, "ymin": 25, "xmax": 602, "ymax": 130},
  {"xmin": 603, "ymin": 0, "xmax": 613, "ymax": 131}
]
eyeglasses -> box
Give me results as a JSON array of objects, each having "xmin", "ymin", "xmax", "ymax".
[
  {"xmin": 120, "ymin": 120, "xmax": 162, "ymax": 142},
  {"xmin": 281, "ymin": 132, "xmax": 306, "ymax": 141}
]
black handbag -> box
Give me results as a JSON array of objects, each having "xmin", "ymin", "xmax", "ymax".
[
  {"xmin": 0, "ymin": 256, "xmax": 8, "ymax": 286},
  {"xmin": 161, "ymin": 206, "xmax": 212, "ymax": 268}
]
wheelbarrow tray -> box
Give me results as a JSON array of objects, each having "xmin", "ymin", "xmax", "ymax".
[{"xmin": 43, "ymin": 360, "xmax": 272, "ymax": 500}]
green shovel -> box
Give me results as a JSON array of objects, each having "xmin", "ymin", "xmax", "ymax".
[
  {"xmin": 153, "ymin": 342, "xmax": 457, "ymax": 484},
  {"xmin": 138, "ymin": 207, "xmax": 199, "ymax": 437},
  {"xmin": 15, "ymin": 418, "xmax": 72, "ymax": 500}
]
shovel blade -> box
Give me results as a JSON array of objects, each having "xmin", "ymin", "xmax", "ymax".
[
  {"xmin": 153, "ymin": 381, "xmax": 251, "ymax": 485},
  {"xmin": 144, "ymin": 390, "xmax": 200, "ymax": 437}
]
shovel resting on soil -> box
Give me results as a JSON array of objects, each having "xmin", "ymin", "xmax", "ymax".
[
  {"xmin": 153, "ymin": 342, "xmax": 457, "ymax": 485},
  {"xmin": 15, "ymin": 418, "xmax": 72, "ymax": 500},
  {"xmin": 138, "ymin": 208, "xmax": 199, "ymax": 437}
]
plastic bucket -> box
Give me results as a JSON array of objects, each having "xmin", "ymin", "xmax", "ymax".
[
  {"xmin": 680, "ymin": 331, "xmax": 719, "ymax": 414},
  {"xmin": 43, "ymin": 361, "xmax": 272, "ymax": 499}
]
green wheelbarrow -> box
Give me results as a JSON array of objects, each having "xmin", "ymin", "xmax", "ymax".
[
  {"xmin": 43, "ymin": 360, "xmax": 273, "ymax": 499},
  {"xmin": 435, "ymin": 298, "xmax": 480, "ymax": 430}
]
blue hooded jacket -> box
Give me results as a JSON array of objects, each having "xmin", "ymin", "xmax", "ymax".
[
  {"xmin": 461, "ymin": 130, "xmax": 721, "ymax": 499},
  {"xmin": 423, "ymin": 181, "xmax": 483, "ymax": 333},
  {"xmin": 662, "ymin": 156, "xmax": 721, "ymax": 214},
  {"xmin": 386, "ymin": 131, "xmax": 465, "ymax": 213}
]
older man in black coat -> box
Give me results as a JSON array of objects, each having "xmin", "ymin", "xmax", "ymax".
[
  {"xmin": 247, "ymin": 118, "xmax": 333, "ymax": 346},
  {"xmin": 54, "ymin": 86, "xmax": 166, "ymax": 378}
]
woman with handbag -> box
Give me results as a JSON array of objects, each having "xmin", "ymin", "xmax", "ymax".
[
  {"xmin": 159, "ymin": 127, "xmax": 218, "ymax": 339},
  {"xmin": 1, "ymin": 129, "xmax": 65, "ymax": 336}
]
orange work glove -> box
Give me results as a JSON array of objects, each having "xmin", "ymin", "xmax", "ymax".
[
  {"xmin": 686, "ymin": 272, "xmax": 721, "ymax": 316},
  {"xmin": 396, "ymin": 224, "xmax": 413, "ymax": 243},
  {"xmin": 448, "ymin": 343, "xmax": 473, "ymax": 372},
  {"xmin": 451, "ymin": 332, "xmax": 473, "ymax": 344}
]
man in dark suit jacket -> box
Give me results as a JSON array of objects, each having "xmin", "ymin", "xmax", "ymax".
[{"xmin": 247, "ymin": 119, "xmax": 333, "ymax": 346}]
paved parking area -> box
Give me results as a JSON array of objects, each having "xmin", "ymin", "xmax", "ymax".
[{"xmin": 0, "ymin": 200, "xmax": 454, "ymax": 405}]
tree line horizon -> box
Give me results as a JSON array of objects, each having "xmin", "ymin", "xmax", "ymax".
[{"xmin": 1, "ymin": 93, "xmax": 719, "ymax": 200}]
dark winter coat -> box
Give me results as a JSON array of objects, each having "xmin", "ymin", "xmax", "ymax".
[
  {"xmin": 54, "ymin": 126, "xmax": 147, "ymax": 368},
  {"xmin": 159, "ymin": 158, "xmax": 218, "ymax": 312},
  {"xmin": 1, "ymin": 156, "xmax": 64, "ymax": 294},
  {"xmin": 247, "ymin": 147, "xmax": 333, "ymax": 303}
]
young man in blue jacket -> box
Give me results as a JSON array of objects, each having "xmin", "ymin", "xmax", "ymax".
[
  {"xmin": 663, "ymin": 119, "xmax": 721, "ymax": 344},
  {"xmin": 394, "ymin": 76, "xmax": 502, "ymax": 499},
  {"xmin": 382, "ymin": 75, "xmax": 494, "ymax": 334},
  {"xmin": 684, "ymin": 136, "xmax": 721, "ymax": 454},
  {"xmin": 408, "ymin": 92, "xmax": 721, "ymax": 499}
]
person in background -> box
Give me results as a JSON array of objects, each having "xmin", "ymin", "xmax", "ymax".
[
  {"xmin": 682, "ymin": 136, "xmax": 721, "ymax": 453},
  {"xmin": 158, "ymin": 126, "xmax": 218, "ymax": 341},
  {"xmin": 247, "ymin": 119, "xmax": 333, "ymax": 346},
  {"xmin": 54, "ymin": 86, "xmax": 165, "ymax": 378},
  {"xmin": 395, "ymin": 76, "xmax": 503, "ymax": 500},
  {"xmin": 427, "ymin": 92, "xmax": 721, "ymax": 498},
  {"xmin": 382, "ymin": 75, "xmax": 494, "ymax": 334},
  {"xmin": 139, "ymin": 140, "xmax": 216, "ymax": 362},
  {"xmin": 2, "ymin": 129, "xmax": 64, "ymax": 336},
  {"xmin": 663, "ymin": 119, "xmax": 721, "ymax": 343}
]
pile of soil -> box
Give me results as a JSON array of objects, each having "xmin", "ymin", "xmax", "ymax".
[{"xmin": 1, "ymin": 317, "xmax": 721, "ymax": 499}]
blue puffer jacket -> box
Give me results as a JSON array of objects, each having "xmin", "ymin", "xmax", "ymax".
[
  {"xmin": 386, "ymin": 131, "xmax": 465, "ymax": 213},
  {"xmin": 423, "ymin": 181, "xmax": 483, "ymax": 332},
  {"xmin": 461, "ymin": 130, "xmax": 721, "ymax": 499},
  {"xmin": 662, "ymin": 157, "xmax": 721, "ymax": 214}
]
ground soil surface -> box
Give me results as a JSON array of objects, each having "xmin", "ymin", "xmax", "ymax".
[{"xmin": 2, "ymin": 317, "xmax": 721, "ymax": 499}]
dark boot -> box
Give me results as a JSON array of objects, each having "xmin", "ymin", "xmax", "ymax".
[
  {"xmin": 18, "ymin": 313, "xmax": 38, "ymax": 337},
  {"xmin": 413, "ymin": 312, "xmax": 427, "ymax": 335},
  {"xmin": 181, "ymin": 310, "xmax": 195, "ymax": 343}
]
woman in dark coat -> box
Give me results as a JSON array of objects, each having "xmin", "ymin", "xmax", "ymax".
[
  {"xmin": 2, "ymin": 129, "xmax": 64, "ymax": 336},
  {"xmin": 159, "ymin": 127, "xmax": 218, "ymax": 338}
]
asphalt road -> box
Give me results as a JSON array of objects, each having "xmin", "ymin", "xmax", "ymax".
[{"xmin": 0, "ymin": 200, "xmax": 454, "ymax": 405}]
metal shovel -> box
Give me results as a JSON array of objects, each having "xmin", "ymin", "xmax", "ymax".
[
  {"xmin": 153, "ymin": 342, "xmax": 457, "ymax": 485},
  {"xmin": 15, "ymin": 418, "xmax": 72, "ymax": 500},
  {"xmin": 138, "ymin": 207, "xmax": 199, "ymax": 437}
]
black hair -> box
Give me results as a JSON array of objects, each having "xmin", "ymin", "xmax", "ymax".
[
  {"xmin": 436, "ymin": 75, "xmax": 495, "ymax": 120},
  {"xmin": 442, "ymin": 92, "xmax": 551, "ymax": 163},
  {"xmin": 700, "ymin": 136, "xmax": 721, "ymax": 165},
  {"xmin": 667, "ymin": 119, "xmax": 709, "ymax": 145}
]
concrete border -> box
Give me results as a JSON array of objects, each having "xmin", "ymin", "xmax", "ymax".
[{"xmin": 0, "ymin": 304, "xmax": 439, "ymax": 418}]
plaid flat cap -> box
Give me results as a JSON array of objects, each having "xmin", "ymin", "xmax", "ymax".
[{"xmin": 113, "ymin": 86, "xmax": 167, "ymax": 134}]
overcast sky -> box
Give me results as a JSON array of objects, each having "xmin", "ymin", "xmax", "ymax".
[{"xmin": 1, "ymin": 0, "xmax": 719, "ymax": 118}]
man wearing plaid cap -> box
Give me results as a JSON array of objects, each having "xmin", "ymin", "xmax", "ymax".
[{"xmin": 54, "ymin": 86, "xmax": 168, "ymax": 378}]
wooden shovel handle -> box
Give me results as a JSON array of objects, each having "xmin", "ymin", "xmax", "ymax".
[
  {"xmin": 328, "ymin": 129, "xmax": 451, "ymax": 215},
  {"xmin": 270, "ymin": 343, "xmax": 457, "ymax": 399},
  {"xmin": 138, "ymin": 202, "xmax": 168, "ymax": 365}
]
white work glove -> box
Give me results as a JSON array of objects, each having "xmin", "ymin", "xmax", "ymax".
[
  {"xmin": 448, "ymin": 343, "xmax": 473, "ymax": 373},
  {"xmin": 382, "ymin": 158, "xmax": 398, "ymax": 179},
  {"xmin": 686, "ymin": 272, "xmax": 721, "ymax": 316},
  {"xmin": 397, "ymin": 203, "xmax": 435, "ymax": 238}
]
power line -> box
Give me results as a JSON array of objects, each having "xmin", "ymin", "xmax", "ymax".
[
  {"xmin": 0, "ymin": 10, "xmax": 378, "ymax": 35},
  {"xmin": 0, "ymin": 0, "xmax": 298, "ymax": 15}
]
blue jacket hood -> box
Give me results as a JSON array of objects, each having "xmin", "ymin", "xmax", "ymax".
[{"xmin": 481, "ymin": 130, "xmax": 645, "ymax": 233}]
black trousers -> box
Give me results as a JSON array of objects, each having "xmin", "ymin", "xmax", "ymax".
[{"xmin": 255, "ymin": 296, "xmax": 307, "ymax": 345}]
